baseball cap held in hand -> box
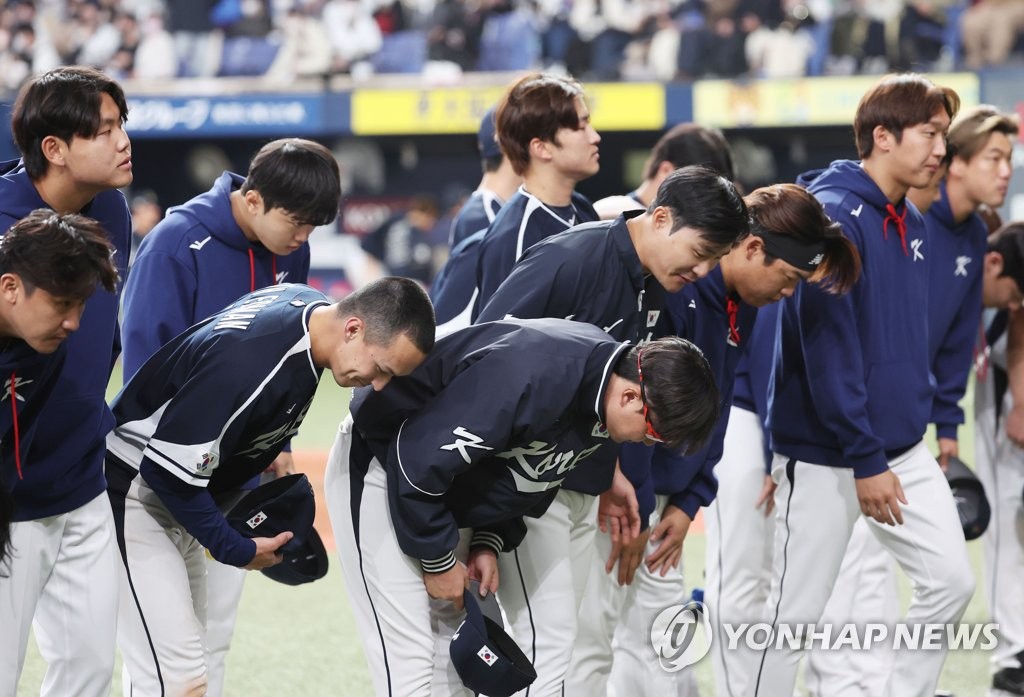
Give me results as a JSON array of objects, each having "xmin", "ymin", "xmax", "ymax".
[
  {"xmin": 450, "ymin": 588, "xmax": 536, "ymax": 696},
  {"xmin": 225, "ymin": 473, "xmax": 328, "ymax": 585}
]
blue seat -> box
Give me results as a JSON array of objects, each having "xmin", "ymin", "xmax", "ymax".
[
  {"xmin": 219, "ymin": 36, "xmax": 281, "ymax": 76},
  {"xmin": 370, "ymin": 30, "xmax": 428, "ymax": 74},
  {"xmin": 477, "ymin": 10, "xmax": 540, "ymax": 71}
]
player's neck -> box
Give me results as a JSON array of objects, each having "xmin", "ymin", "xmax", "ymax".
[
  {"xmin": 229, "ymin": 189, "xmax": 259, "ymax": 243},
  {"xmin": 861, "ymin": 158, "xmax": 909, "ymax": 205},
  {"xmin": 633, "ymin": 179, "xmax": 658, "ymax": 208},
  {"xmin": 32, "ymin": 172, "xmax": 99, "ymax": 214},
  {"xmin": 522, "ymin": 167, "xmax": 576, "ymax": 208},
  {"xmin": 945, "ymin": 178, "xmax": 981, "ymax": 225},
  {"xmin": 480, "ymin": 162, "xmax": 521, "ymax": 202}
]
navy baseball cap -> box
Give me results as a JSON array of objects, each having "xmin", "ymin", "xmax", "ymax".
[
  {"xmin": 225, "ymin": 473, "xmax": 328, "ymax": 584},
  {"xmin": 943, "ymin": 455, "xmax": 991, "ymax": 541},
  {"xmin": 477, "ymin": 107, "xmax": 501, "ymax": 159},
  {"xmin": 450, "ymin": 589, "xmax": 536, "ymax": 697}
]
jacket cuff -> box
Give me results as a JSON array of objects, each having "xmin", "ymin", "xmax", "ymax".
[
  {"xmin": 421, "ymin": 551, "xmax": 457, "ymax": 574},
  {"xmin": 470, "ymin": 531, "xmax": 504, "ymax": 556}
]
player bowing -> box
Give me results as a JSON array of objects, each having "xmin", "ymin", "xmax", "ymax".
[
  {"xmin": 324, "ymin": 319, "xmax": 720, "ymax": 697},
  {"xmin": 106, "ymin": 279, "xmax": 434, "ymax": 697}
]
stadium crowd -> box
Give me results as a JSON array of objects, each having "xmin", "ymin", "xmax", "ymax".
[{"xmin": 1, "ymin": 0, "xmax": 1023, "ymax": 90}]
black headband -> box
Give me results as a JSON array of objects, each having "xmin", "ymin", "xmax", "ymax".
[{"xmin": 755, "ymin": 230, "xmax": 827, "ymax": 272}]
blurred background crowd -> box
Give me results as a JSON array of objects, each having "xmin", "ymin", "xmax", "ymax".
[{"xmin": 1, "ymin": 0, "xmax": 1023, "ymax": 90}]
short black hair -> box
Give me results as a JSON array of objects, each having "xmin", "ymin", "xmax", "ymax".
[
  {"xmin": 12, "ymin": 66, "xmax": 129, "ymax": 180},
  {"xmin": 240, "ymin": 139, "xmax": 342, "ymax": 227},
  {"xmin": 337, "ymin": 277, "xmax": 435, "ymax": 355},
  {"xmin": 0, "ymin": 208, "xmax": 119, "ymax": 299},
  {"xmin": 650, "ymin": 165, "xmax": 750, "ymax": 253},
  {"xmin": 644, "ymin": 123, "xmax": 735, "ymax": 181},
  {"xmin": 615, "ymin": 337, "xmax": 720, "ymax": 454}
]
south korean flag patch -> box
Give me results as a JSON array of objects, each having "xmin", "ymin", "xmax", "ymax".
[
  {"xmin": 246, "ymin": 511, "xmax": 268, "ymax": 529},
  {"xmin": 646, "ymin": 310, "xmax": 660, "ymax": 327},
  {"xmin": 477, "ymin": 645, "xmax": 499, "ymax": 667}
]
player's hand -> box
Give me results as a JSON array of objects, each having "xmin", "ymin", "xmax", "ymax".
[
  {"xmin": 855, "ymin": 470, "xmax": 907, "ymax": 526},
  {"xmin": 266, "ymin": 451, "xmax": 296, "ymax": 478},
  {"xmin": 423, "ymin": 562, "xmax": 469, "ymax": 609},
  {"xmin": 244, "ymin": 531, "xmax": 293, "ymax": 570},
  {"xmin": 467, "ymin": 548, "xmax": 499, "ymax": 597},
  {"xmin": 645, "ymin": 505, "xmax": 691, "ymax": 577},
  {"xmin": 1007, "ymin": 404, "xmax": 1024, "ymax": 448},
  {"xmin": 598, "ymin": 464, "xmax": 640, "ymax": 545},
  {"xmin": 755, "ymin": 474, "xmax": 776, "ymax": 517},
  {"xmin": 936, "ymin": 437, "xmax": 958, "ymax": 472},
  {"xmin": 606, "ymin": 527, "xmax": 650, "ymax": 586}
]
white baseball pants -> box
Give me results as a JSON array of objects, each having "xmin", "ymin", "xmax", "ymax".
[{"xmin": 752, "ymin": 443, "xmax": 974, "ymax": 697}]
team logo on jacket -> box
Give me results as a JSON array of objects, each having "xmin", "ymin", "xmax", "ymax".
[
  {"xmin": 911, "ymin": 239, "xmax": 924, "ymax": 261},
  {"xmin": 1, "ymin": 376, "xmax": 32, "ymax": 402},
  {"xmin": 196, "ymin": 452, "xmax": 217, "ymax": 473},
  {"xmin": 497, "ymin": 440, "xmax": 604, "ymax": 492},
  {"xmin": 955, "ymin": 256, "xmax": 971, "ymax": 277},
  {"xmin": 276, "ymin": 271, "xmax": 288, "ymax": 284},
  {"xmin": 440, "ymin": 427, "xmax": 494, "ymax": 463}
]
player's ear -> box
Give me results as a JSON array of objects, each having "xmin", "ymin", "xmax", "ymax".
[
  {"xmin": 0, "ymin": 273, "xmax": 21, "ymax": 303},
  {"xmin": 243, "ymin": 189, "xmax": 264, "ymax": 215},
  {"xmin": 343, "ymin": 316, "xmax": 364, "ymax": 341}
]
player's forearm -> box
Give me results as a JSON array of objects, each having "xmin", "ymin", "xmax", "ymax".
[{"xmin": 141, "ymin": 461, "xmax": 256, "ymax": 567}]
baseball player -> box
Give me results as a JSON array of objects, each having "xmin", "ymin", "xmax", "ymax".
[
  {"xmin": 324, "ymin": 318, "xmax": 720, "ymax": 697},
  {"xmin": 0, "ymin": 66, "xmax": 133, "ymax": 697},
  {"xmin": 806, "ymin": 104, "xmax": 1019, "ymax": 697},
  {"xmin": 571, "ymin": 184, "xmax": 861, "ymax": 696},
  {"xmin": 0, "ymin": 210, "xmax": 119, "ymax": 565},
  {"xmin": 430, "ymin": 74, "xmax": 600, "ymax": 335},
  {"xmin": 106, "ymin": 279, "xmax": 434, "ymax": 697},
  {"xmin": 976, "ymin": 223, "xmax": 1024, "ymax": 696},
  {"xmin": 475, "ymin": 165, "xmax": 749, "ymax": 694},
  {"xmin": 756, "ymin": 74, "xmax": 972, "ymax": 697},
  {"xmin": 474, "ymin": 72, "xmax": 601, "ymax": 308},
  {"xmin": 447, "ymin": 106, "xmax": 521, "ymax": 247},
  {"xmin": 119, "ymin": 136, "xmax": 341, "ymax": 696}
]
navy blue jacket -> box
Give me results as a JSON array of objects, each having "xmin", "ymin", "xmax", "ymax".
[
  {"xmin": 0, "ymin": 343, "xmax": 66, "ymax": 493},
  {"xmin": 430, "ymin": 230, "xmax": 485, "ymax": 335},
  {"xmin": 771, "ymin": 162, "xmax": 933, "ymax": 477},
  {"xmin": 107, "ymin": 285, "xmax": 328, "ymax": 566},
  {"xmin": 122, "ymin": 171, "xmax": 310, "ymax": 381},
  {"xmin": 926, "ymin": 183, "xmax": 986, "ymax": 440},
  {"xmin": 0, "ymin": 159, "xmax": 131, "ymax": 521},
  {"xmin": 475, "ymin": 187, "xmax": 597, "ymax": 309},
  {"xmin": 476, "ymin": 212, "xmax": 666, "ymax": 493},
  {"xmin": 621, "ymin": 266, "xmax": 757, "ymax": 521},
  {"xmin": 350, "ymin": 319, "xmax": 629, "ymax": 573},
  {"xmin": 449, "ymin": 188, "xmax": 503, "ymax": 247}
]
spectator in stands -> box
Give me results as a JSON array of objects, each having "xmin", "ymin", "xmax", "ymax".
[
  {"xmin": 427, "ymin": 0, "xmax": 483, "ymax": 71},
  {"xmin": 134, "ymin": 11, "xmax": 178, "ymax": 79},
  {"xmin": 961, "ymin": 0, "xmax": 1024, "ymax": 69},
  {"xmin": 323, "ymin": 0, "xmax": 383, "ymax": 73},
  {"xmin": 168, "ymin": 0, "xmax": 223, "ymax": 77},
  {"xmin": 746, "ymin": 15, "xmax": 815, "ymax": 78},
  {"xmin": 267, "ymin": 3, "xmax": 332, "ymax": 79},
  {"xmin": 676, "ymin": 0, "xmax": 751, "ymax": 79}
]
